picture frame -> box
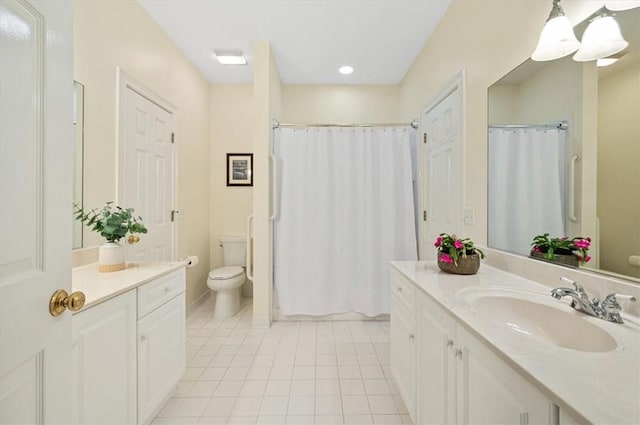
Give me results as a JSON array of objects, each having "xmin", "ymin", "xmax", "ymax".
[{"xmin": 226, "ymin": 153, "xmax": 253, "ymax": 186}]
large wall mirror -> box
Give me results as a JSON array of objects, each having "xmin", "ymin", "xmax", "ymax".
[
  {"xmin": 488, "ymin": 6, "xmax": 639, "ymax": 281},
  {"xmin": 72, "ymin": 81, "xmax": 84, "ymax": 249}
]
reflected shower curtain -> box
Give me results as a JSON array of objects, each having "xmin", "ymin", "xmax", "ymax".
[
  {"xmin": 488, "ymin": 127, "xmax": 567, "ymax": 256},
  {"xmin": 274, "ymin": 126, "xmax": 418, "ymax": 316}
]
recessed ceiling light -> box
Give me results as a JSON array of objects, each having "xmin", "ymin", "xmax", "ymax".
[
  {"xmin": 339, "ymin": 65, "xmax": 354, "ymax": 75},
  {"xmin": 214, "ymin": 50, "xmax": 247, "ymax": 65}
]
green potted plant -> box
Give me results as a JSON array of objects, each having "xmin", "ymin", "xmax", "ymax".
[
  {"xmin": 74, "ymin": 202, "xmax": 148, "ymax": 272},
  {"xmin": 434, "ymin": 233, "xmax": 485, "ymax": 275},
  {"xmin": 530, "ymin": 233, "xmax": 591, "ymax": 267}
]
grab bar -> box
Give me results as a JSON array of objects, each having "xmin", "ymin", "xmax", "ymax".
[
  {"xmin": 569, "ymin": 155, "xmax": 580, "ymax": 222},
  {"xmin": 246, "ymin": 215, "xmax": 254, "ymax": 281},
  {"xmin": 270, "ymin": 153, "xmax": 278, "ymax": 221}
]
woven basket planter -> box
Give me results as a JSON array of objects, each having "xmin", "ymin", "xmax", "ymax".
[
  {"xmin": 437, "ymin": 251, "xmax": 480, "ymax": 275},
  {"xmin": 529, "ymin": 250, "xmax": 579, "ymax": 267}
]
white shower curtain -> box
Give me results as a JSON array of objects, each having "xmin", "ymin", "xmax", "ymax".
[
  {"xmin": 274, "ymin": 126, "xmax": 418, "ymax": 316},
  {"xmin": 488, "ymin": 127, "xmax": 567, "ymax": 256}
]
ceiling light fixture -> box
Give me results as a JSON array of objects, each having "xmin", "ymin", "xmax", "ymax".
[
  {"xmin": 531, "ymin": 0, "xmax": 580, "ymax": 61},
  {"xmin": 604, "ymin": 1, "xmax": 640, "ymax": 11},
  {"xmin": 213, "ymin": 50, "xmax": 247, "ymax": 65},
  {"xmin": 339, "ymin": 65, "xmax": 354, "ymax": 75},
  {"xmin": 573, "ymin": 12, "xmax": 628, "ymax": 62}
]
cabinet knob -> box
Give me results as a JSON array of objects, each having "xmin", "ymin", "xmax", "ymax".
[
  {"xmin": 141, "ymin": 334, "xmax": 147, "ymax": 342},
  {"xmin": 397, "ymin": 287, "xmax": 403, "ymax": 292},
  {"xmin": 409, "ymin": 334, "xmax": 415, "ymax": 341},
  {"xmin": 455, "ymin": 348, "xmax": 463, "ymax": 358},
  {"xmin": 446, "ymin": 338, "xmax": 454, "ymax": 348}
]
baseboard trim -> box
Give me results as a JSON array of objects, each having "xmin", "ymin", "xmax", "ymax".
[
  {"xmin": 252, "ymin": 315, "xmax": 272, "ymax": 329},
  {"xmin": 186, "ymin": 291, "xmax": 211, "ymax": 318}
]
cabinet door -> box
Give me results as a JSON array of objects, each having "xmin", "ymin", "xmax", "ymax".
[
  {"xmin": 416, "ymin": 291, "xmax": 456, "ymax": 425},
  {"xmin": 456, "ymin": 326, "xmax": 553, "ymax": 425},
  {"xmin": 138, "ymin": 293, "xmax": 186, "ymax": 425},
  {"xmin": 390, "ymin": 294, "xmax": 416, "ymax": 422},
  {"xmin": 72, "ymin": 290, "xmax": 137, "ymax": 425}
]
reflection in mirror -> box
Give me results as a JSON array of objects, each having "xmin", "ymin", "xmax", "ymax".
[
  {"xmin": 72, "ymin": 81, "xmax": 84, "ymax": 249},
  {"xmin": 488, "ymin": 6, "xmax": 639, "ymax": 281}
]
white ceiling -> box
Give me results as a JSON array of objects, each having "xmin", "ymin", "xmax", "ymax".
[{"xmin": 138, "ymin": 0, "xmax": 451, "ymax": 85}]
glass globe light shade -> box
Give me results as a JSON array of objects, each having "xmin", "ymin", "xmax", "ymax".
[
  {"xmin": 532, "ymin": 15, "xmax": 581, "ymax": 61},
  {"xmin": 604, "ymin": 1, "xmax": 640, "ymax": 11},
  {"xmin": 573, "ymin": 15, "xmax": 629, "ymax": 62}
]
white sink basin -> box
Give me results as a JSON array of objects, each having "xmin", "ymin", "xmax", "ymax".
[{"xmin": 458, "ymin": 288, "xmax": 618, "ymax": 353}]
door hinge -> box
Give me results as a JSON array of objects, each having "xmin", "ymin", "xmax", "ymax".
[
  {"xmin": 171, "ymin": 132, "xmax": 175, "ymax": 144},
  {"xmin": 171, "ymin": 210, "xmax": 179, "ymax": 222},
  {"xmin": 423, "ymin": 210, "xmax": 427, "ymax": 221},
  {"xmin": 423, "ymin": 133, "xmax": 427, "ymax": 144}
]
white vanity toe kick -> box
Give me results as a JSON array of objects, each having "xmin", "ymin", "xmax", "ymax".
[
  {"xmin": 72, "ymin": 261, "xmax": 188, "ymax": 311},
  {"xmin": 390, "ymin": 261, "xmax": 640, "ymax": 425}
]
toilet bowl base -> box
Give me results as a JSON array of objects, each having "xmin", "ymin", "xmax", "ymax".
[{"xmin": 213, "ymin": 287, "xmax": 241, "ymax": 320}]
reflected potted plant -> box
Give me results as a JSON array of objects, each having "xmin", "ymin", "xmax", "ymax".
[
  {"xmin": 530, "ymin": 233, "xmax": 591, "ymax": 267},
  {"xmin": 434, "ymin": 233, "xmax": 485, "ymax": 275},
  {"xmin": 74, "ymin": 202, "xmax": 148, "ymax": 272}
]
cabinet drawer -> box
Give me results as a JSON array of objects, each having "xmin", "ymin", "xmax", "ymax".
[
  {"xmin": 137, "ymin": 268, "xmax": 186, "ymax": 319},
  {"xmin": 391, "ymin": 272, "xmax": 415, "ymax": 314}
]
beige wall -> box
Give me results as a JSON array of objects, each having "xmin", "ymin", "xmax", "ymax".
[
  {"xmin": 282, "ymin": 85, "xmax": 401, "ymax": 123},
  {"xmin": 597, "ymin": 60, "xmax": 640, "ymax": 278},
  {"xmin": 73, "ymin": 0, "xmax": 211, "ymax": 309},
  {"xmin": 209, "ymin": 85, "xmax": 254, "ymax": 272},
  {"xmin": 489, "ymin": 58, "xmax": 583, "ymax": 125},
  {"xmin": 398, "ymin": 0, "xmax": 603, "ymax": 245}
]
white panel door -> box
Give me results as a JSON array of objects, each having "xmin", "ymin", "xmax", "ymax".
[
  {"xmin": 0, "ymin": 0, "xmax": 73, "ymax": 423},
  {"xmin": 122, "ymin": 86, "xmax": 175, "ymax": 261},
  {"xmin": 421, "ymin": 83, "xmax": 463, "ymax": 260}
]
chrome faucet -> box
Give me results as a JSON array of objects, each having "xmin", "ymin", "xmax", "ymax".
[{"xmin": 551, "ymin": 277, "xmax": 637, "ymax": 324}]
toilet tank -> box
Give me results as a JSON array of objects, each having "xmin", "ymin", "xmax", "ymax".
[{"xmin": 220, "ymin": 236, "xmax": 246, "ymax": 266}]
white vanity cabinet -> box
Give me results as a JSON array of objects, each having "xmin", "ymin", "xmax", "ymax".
[
  {"xmin": 137, "ymin": 270, "xmax": 186, "ymax": 425},
  {"xmin": 390, "ymin": 272, "xmax": 417, "ymax": 423},
  {"xmin": 72, "ymin": 290, "xmax": 137, "ymax": 425},
  {"xmin": 392, "ymin": 268, "xmax": 555, "ymax": 425},
  {"xmin": 72, "ymin": 264, "xmax": 186, "ymax": 425}
]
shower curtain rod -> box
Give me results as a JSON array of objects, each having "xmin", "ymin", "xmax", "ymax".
[
  {"xmin": 272, "ymin": 119, "xmax": 419, "ymax": 129},
  {"xmin": 489, "ymin": 120, "xmax": 569, "ymax": 130}
]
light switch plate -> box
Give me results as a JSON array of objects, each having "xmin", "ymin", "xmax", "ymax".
[{"xmin": 464, "ymin": 207, "xmax": 474, "ymax": 225}]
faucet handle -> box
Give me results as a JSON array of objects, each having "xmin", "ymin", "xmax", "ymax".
[
  {"xmin": 603, "ymin": 293, "xmax": 637, "ymax": 305},
  {"xmin": 561, "ymin": 277, "xmax": 585, "ymax": 294},
  {"xmin": 600, "ymin": 294, "xmax": 635, "ymax": 324}
]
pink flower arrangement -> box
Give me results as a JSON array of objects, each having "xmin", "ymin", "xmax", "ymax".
[
  {"xmin": 434, "ymin": 233, "xmax": 485, "ymax": 266},
  {"xmin": 530, "ymin": 233, "xmax": 591, "ymax": 265}
]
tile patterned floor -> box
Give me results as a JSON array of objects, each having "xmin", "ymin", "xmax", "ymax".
[{"xmin": 152, "ymin": 298, "xmax": 412, "ymax": 425}]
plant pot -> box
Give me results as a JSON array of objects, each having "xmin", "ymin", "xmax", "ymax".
[
  {"xmin": 437, "ymin": 252, "xmax": 480, "ymax": 275},
  {"xmin": 529, "ymin": 250, "xmax": 579, "ymax": 267},
  {"xmin": 98, "ymin": 242, "xmax": 125, "ymax": 273}
]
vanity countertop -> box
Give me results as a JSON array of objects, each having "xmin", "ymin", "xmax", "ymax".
[
  {"xmin": 72, "ymin": 261, "xmax": 187, "ymax": 312},
  {"xmin": 391, "ymin": 261, "xmax": 640, "ymax": 425}
]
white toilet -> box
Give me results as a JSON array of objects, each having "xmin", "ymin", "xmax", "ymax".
[{"xmin": 207, "ymin": 236, "xmax": 246, "ymax": 319}]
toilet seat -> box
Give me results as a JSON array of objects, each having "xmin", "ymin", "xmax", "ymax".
[{"xmin": 208, "ymin": 266, "xmax": 243, "ymax": 280}]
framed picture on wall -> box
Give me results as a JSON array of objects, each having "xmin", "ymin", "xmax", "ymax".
[{"xmin": 226, "ymin": 153, "xmax": 253, "ymax": 186}]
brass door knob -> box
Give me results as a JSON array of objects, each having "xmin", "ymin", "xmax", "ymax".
[{"xmin": 49, "ymin": 289, "xmax": 86, "ymax": 316}]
